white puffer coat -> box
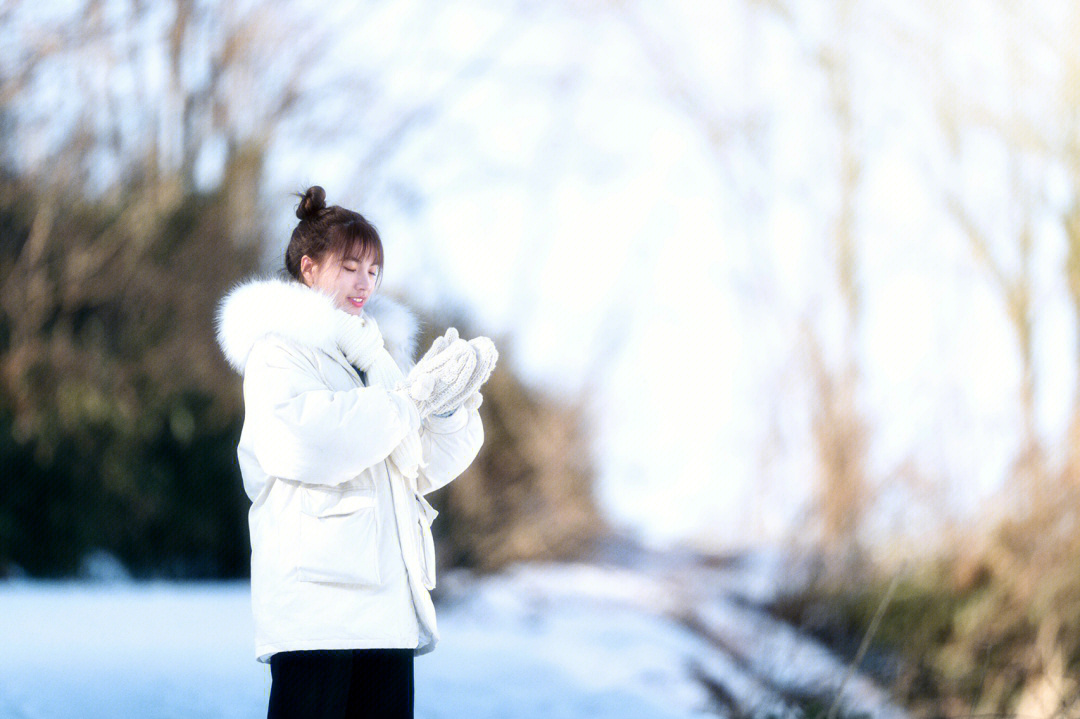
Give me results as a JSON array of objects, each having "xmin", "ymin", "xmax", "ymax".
[{"xmin": 215, "ymin": 277, "xmax": 484, "ymax": 663}]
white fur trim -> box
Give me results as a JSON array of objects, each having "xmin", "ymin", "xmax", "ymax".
[
  {"xmin": 215, "ymin": 276, "xmax": 419, "ymax": 375},
  {"xmin": 365, "ymin": 294, "xmax": 420, "ymax": 374}
]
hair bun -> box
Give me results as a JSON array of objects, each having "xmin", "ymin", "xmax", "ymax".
[{"xmin": 296, "ymin": 185, "xmax": 327, "ymax": 220}]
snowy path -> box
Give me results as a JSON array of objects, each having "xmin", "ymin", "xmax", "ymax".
[{"xmin": 0, "ymin": 556, "xmax": 906, "ymax": 719}]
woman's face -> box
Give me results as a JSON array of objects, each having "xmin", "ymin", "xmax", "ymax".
[{"xmin": 300, "ymin": 250, "xmax": 380, "ymax": 316}]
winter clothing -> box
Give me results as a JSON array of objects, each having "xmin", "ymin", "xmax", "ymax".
[
  {"xmin": 268, "ymin": 649, "xmax": 414, "ymax": 719},
  {"xmin": 459, "ymin": 337, "xmax": 498, "ymax": 411},
  {"xmin": 215, "ymin": 276, "xmax": 484, "ymax": 663},
  {"xmin": 332, "ymin": 310, "xmax": 424, "ymax": 483},
  {"xmin": 406, "ymin": 330, "xmax": 498, "ymax": 419},
  {"xmin": 406, "ymin": 338, "xmax": 474, "ymax": 419}
]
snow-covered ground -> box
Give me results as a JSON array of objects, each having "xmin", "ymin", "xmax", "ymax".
[
  {"xmin": 0, "ymin": 571, "xmax": 708, "ymax": 718},
  {"xmin": 0, "ymin": 582, "xmax": 264, "ymax": 719},
  {"xmin": 0, "ymin": 558, "xmax": 904, "ymax": 719}
]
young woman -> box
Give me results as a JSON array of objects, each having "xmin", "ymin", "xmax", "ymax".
[{"xmin": 215, "ymin": 186, "xmax": 495, "ymax": 718}]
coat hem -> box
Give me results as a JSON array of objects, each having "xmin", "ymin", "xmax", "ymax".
[{"xmin": 256, "ymin": 636, "xmax": 422, "ymax": 664}]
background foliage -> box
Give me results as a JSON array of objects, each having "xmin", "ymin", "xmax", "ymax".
[
  {"xmin": 0, "ymin": 0, "xmax": 603, "ymax": 579},
  {"xmin": 0, "ymin": 162, "xmax": 602, "ymax": 578}
]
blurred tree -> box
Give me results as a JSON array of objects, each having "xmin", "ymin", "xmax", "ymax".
[
  {"xmin": 0, "ymin": 161, "xmax": 260, "ymax": 576},
  {"xmin": 939, "ymin": 47, "xmax": 1046, "ymax": 514},
  {"xmin": 0, "ymin": 0, "xmax": 309, "ymax": 576},
  {"xmin": 621, "ymin": 0, "xmax": 873, "ymax": 558},
  {"xmin": 806, "ymin": 0, "xmax": 870, "ymax": 560},
  {"xmin": 774, "ymin": 5, "xmax": 1080, "ymax": 718},
  {"xmin": 1055, "ymin": 4, "xmax": 1080, "ymax": 495},
  {"xmin": 0, "ymin": 0, "xmax": 606, "ymax": 576},
  {"xmin": 930, "ymin": 5, "xmax": 1080, "ymax": 714}
]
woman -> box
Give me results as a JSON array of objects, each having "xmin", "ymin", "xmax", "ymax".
[{"xmin": 215, "ymin": 186, "xmax": 495, "ymax": 718}]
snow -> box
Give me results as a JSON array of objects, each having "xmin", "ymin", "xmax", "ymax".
[
  {"xmin": 0, "ymin": 571, "xmax": 708, "ymax": 719},
  {"xmin": 0, "ymin": 559, "xmax": 909, "ymax": 719},
  {"xmin": 0, "ymin": 581, "xmax": 265, "ymax": 719},
  {"xmin": 418, "ymin": 568, "xmax": 710, "ymax": 719},
  {"xmin": 690, "ymin": 599, "xmax": 906, "ymax": 719}
]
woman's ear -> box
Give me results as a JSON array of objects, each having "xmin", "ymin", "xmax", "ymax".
[{"xmin": 299, "ymin": 255, "xmax": 316, "ymax": 287}]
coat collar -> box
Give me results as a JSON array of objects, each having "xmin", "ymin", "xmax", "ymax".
[{"xmin": 215, "ymin": 275, "xmax": 419, "ymax": 375}]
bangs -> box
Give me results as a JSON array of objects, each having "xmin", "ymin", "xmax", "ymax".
[{"xmin": 327, "ymin": 216, "xmax": 384, "ymax": 269}]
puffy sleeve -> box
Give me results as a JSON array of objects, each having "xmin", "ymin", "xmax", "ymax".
[
  {"xmin": 416, "ymin": 402, "xmax": 484, "ymax": 495},
  {"xmin": 242, "ymin": 336, "xmax": 420, "ymax": 487}
]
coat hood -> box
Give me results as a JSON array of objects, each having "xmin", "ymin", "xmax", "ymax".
[{"xmin": 215, "ymin": 276, "xmax": 420, "ymax": 375}]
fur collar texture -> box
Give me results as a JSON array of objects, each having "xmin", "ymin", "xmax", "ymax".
[{"xmin": 216, "ymin": 276, "xmax": 419, "ymax": 375}]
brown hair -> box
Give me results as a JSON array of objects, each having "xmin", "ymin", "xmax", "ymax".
[{"xmin": 285, "ymin": 186, "xmax": 384, "ymax": 286}]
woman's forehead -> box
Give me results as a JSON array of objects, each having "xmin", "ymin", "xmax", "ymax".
[{"xmin": 340, "ymin": 243, "xmax": 379, "ymax": 264}]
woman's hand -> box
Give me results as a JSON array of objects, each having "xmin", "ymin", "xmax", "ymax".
[{"xmin": 406, "ymin": 329, "xmax": 498, "ymax": 418}]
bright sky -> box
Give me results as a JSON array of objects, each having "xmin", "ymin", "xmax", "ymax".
[{"xmin": 258, "ymin": 0, "xmax": 1078, "ymax": 550}]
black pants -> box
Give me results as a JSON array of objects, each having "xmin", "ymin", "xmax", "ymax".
[{"xmin": 267, "ymin": 648, "xmax": 414, "ymax": 719}]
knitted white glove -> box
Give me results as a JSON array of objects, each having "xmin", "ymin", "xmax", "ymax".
[
  {"xmin": 464, "ymin": 391, "xmax": 483, "ymax": 411},
  {"xmin": 421, "ymin": 327, "xmax": 459, "ymax": 364},
  {"xmin": 423, "ymin": 336, "xmax": 498, "ymax": 417},
  {"xmin": 408, "ymin": 327, "xmax": 459, "ymax": 395},
  {"xmin": 467, "ymin": 337, "xmax": 498, "ymax": 389},
  {"xmin": 404, "ymin": 335, "xmax": 477, "ymax": 419}
]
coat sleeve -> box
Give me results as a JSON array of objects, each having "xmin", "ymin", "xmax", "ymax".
[
  {"xmin": 415, "ymin": 402, "xmax": 484, "ymax": 495},
  {"xmin": 243, "ymin": 336, "xmax": 420, "ymax": 487}
]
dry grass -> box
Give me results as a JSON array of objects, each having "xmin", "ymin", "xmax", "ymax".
[{"xmin": 772, "ymin": 479, "xmax": 1080, "ymax": 719}]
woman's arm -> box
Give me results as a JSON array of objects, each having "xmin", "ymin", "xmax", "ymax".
[
  {"xmin": 415, "ymin": 399, "xmax": 484, "ymax": 495},
  {"xmin": 243, "ymin": 336, "xmax": 420, "ymax": 487}
]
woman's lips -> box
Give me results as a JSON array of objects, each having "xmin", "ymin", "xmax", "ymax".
[{"xmin": 347, "ymin": 296, "xmax": 366, "ymax": 308}]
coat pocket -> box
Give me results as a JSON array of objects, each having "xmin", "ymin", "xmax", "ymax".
[
  {"xmin": 415, "ymin": 494, "xmax": 438, "ymax": 590},
  {"xmin": 297, "ymin": 486, "xmax": 380, "ymax": 586}
]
